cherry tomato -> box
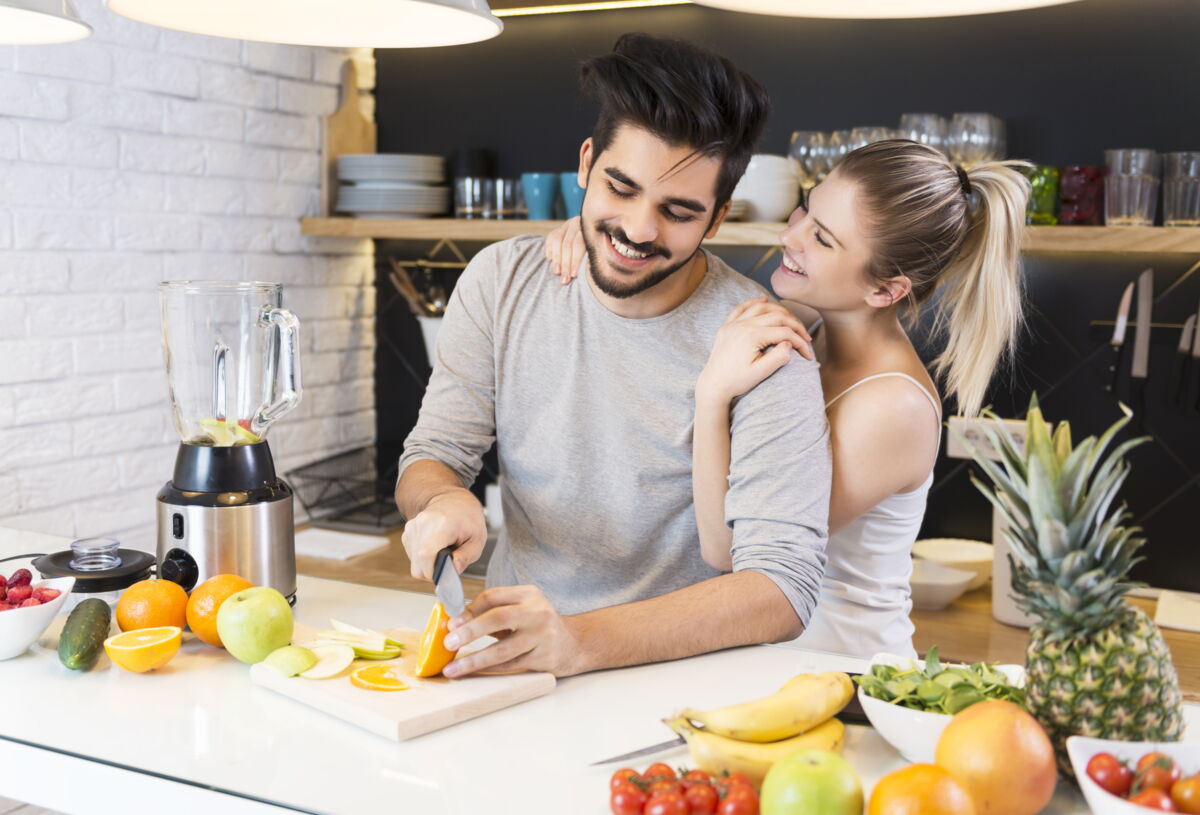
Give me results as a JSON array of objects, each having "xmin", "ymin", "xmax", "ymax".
[
  {"xmin": 717, "ymin": 788, "xmax": 760, "ymax": 815},
  {"xmin": 643, "ymin": 763, "xmax": 677, "ymax": 782},
  {"xmin": 610, "ymin": 768, "xmax": 641, "ymax": 792},
  {"xmin": 1140, "ymin": 765, "xmax": 1184, "ymax": 794},
  {"xmin": 686, "ymin": 783, "xmax": 720, "ymax": 815},
  {"xmin": 684, "ymin": 769, "xmax": 712, "ymax": 784},
  {"xmin": 725, "ymin": 772, "xmax": 755, "ymax": 791},
  {"xmin": 1088, "ymin": 752, "xmax": 1134, "ymax": 797},
  {"xmin": 644, "ymin": 791, "xmax": 689, "ymax": 815},
  {"xmin": 1138, "ymin": 754, "xmax": 1183, "ymax": 788},
  {"xmin": 1128, "ymin": 788, "xmax": 1177, "ymax": 811},
  {"xmin": 1171, "ymin": 776, "xmax": 1200, "ymax": 814},
  {"xmin": 610, "ymin": 781, "xmax": 647, "ymax": 815},
  {"xmin": 648, "ymin": 780, "xmax": 684, "ymax": 798}
]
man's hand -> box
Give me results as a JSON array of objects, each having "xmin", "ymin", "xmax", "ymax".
[
  {"xmin": 400, "ymin": 488, "xmax": 487, "ymax": 581},
  {"xmin": 441, "ymin": 585, "xmax": 585, "ymax": 678}
]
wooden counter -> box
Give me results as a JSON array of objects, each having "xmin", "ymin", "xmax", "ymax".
[{"xmin": 298, "ymin": 531, "xmax": 1200, "ymax": 700}]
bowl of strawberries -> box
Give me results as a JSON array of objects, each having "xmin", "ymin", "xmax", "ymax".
[{"xmin": 0, "ymin": 567, "xmax": 75, "ymax": 660}]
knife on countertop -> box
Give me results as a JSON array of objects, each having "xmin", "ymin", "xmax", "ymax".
[
  {"xmin": 433, "ymin": 546, "xmax": 466, "ymax": 619},
  {"xmin": 589, "ymin": 674, "xmax": 869, "ymax": 766},
  {"xmin": 1171, "ymin": 314, "xmax": 1196, "ymax": 407},
  {"xmin": 1106, "ymin": 281, "xmax": 1135, "ymax": 396},
  {"xmin": 1130, "ymin": 269, "xmax": 1153, "ymax": 433}
]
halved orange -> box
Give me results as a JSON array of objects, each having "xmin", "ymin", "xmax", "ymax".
[
  {"xmin": 104, "ymin": 626, "xmax": 182, "ymax": 673},
  {"xmin": 413, "ymin": 601, "xmax": 457, "ymax": 678},
  {"xmin": 349, "ymin": 664, "xmax": 409, "ymax": 691}
]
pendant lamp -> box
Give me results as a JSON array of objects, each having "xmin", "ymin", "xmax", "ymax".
[
  {"xmin": 692, "ymin": 0, "xmax": 1086, "ymax": 18},
  {"xmin": 0, "ymin": 0, "xmax": 92, "ymax": 43},
  {"xmin": 105, "ymin": 0, "xmax": 502, "ymax": 48}
]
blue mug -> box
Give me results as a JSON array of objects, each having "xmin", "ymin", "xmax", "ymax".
[
  {"xmin": 521, "ymin": 173, "xmax": 558, "ymax": 221},
  {"xmin": 560, "ymin": 172, "xmax": 586, "ymax": 219}
]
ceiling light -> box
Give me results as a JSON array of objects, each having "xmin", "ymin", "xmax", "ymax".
[
  {"xmin": 494, "ymin": 0, "xmax": 689, "ymax": 15},
  {"xmin": 105, "ymin": 0, "xmax": 502, "ymax": 48},
  {"xmin": 0, "ymin": 0, "xmax": 91, "ymax": 44},
  {"xmin": 692, "ymin": 0, "xmax": 1086, "ymax": 18}
]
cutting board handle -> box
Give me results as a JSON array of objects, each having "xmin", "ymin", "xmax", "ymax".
[{"xmin": 321, "ymin": 59, "xmax": 378, "ymax": 217}]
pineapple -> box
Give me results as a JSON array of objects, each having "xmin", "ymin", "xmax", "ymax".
[{"xmin": 961, "ymin": 395, "xmax": 1184, "ymax": 774}]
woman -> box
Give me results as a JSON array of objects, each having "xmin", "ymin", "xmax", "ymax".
[{"xmin": 544, "ymin": 140, "xmax": 1029, "ymax": 657}]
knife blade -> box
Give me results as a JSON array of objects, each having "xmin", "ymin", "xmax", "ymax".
[
  {"xmin": 433, "ymin": 546, "xmax": 466, "ymax": 619},
  {"xmin": 1130, "ymin": 269, "xmax": 1153, "ymax": 432},
  {"xmin": 590, "ymin": 674, "xmax": 869, "ymax": 766},
  {"xmin": 1106, "ymin": 281, "xmax": 1135, "ymax": 395},
  {"xmin": 1171, "ymin": 314, "xmax": 1196, "ymax": 406}
]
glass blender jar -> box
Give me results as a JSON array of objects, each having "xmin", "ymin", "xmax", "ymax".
[{"xmin": 155, "ymin": 281, "xmax": 302, "ymax": 602}]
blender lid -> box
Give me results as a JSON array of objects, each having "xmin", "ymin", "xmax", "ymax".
[{"xmin": 32, "ymin": 549, "xmax": 156, "ymax": 593}]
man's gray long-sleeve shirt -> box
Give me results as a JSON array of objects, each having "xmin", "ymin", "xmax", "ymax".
[{"xmin": 398, "ymin": 235, "xmax": 831, "ymax": 625}]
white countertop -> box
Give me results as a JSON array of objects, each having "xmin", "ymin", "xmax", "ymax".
[{"xmin": 1, "ymin": 528, "xmax": 1194, "ymax": 815}]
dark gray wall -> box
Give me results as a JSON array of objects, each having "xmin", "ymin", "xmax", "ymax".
[{"xmin": 372, "ymin": 1, "xmax": 1200, "ymax": 592}]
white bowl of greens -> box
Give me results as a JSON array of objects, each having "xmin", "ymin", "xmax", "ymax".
[{"xmin": 857, "ymin": 648, "xmax": 1026, "ymax": 763}]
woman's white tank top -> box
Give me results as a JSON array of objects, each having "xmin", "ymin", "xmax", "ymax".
[{"xmin": 790, "ymin": 372, "xmax": 941, "ymax": 659}]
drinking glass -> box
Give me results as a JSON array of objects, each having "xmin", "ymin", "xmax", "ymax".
[
  {"xmin": 1058, "ymin": 165, "xmax": 1104, "ymax": 225},
  {"xmin": 1022, "ymin": 166, "xmax": 1060, "ymax": 225},
  {"xmin": 1163, "ymin": 152, "xmax": 1200, "ymax": 226},
  {"xmin": 789, "ymin": 130, "xmax": 828, "ymax": 188},
  {"xmin": 948, "ymin": 113, "xmax": 1006, "ymax": 168},
  {"xmin": 484, "ymin": 178, "xmax": 523, "ymax": 220},
  {"xmin": 898, "ymin": 113, "xmax": 948, "ymax": 153},
  {"xmin": 1105, "ymin": 149, "xmax": 1159, "ymax": 226},
  {"xmin": 454, "ymin": 177, "xmax": 488, "ymax": 219}
]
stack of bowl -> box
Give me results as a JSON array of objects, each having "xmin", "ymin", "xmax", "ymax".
[
  {"xmin": 336, "ymin": 154, "xmax": 449, "ymax": 219},
  {"xmin": 732, "ymin": 154, "xmax": 801, "ymax": 222}
]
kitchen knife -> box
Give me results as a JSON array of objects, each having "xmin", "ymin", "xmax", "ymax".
[
  {"xmin": 589, "ymin": 675, "xmax": 869, "ymax": 766},
  {"xmin": 1171, "ymin": 314, "xmax": 1196, "ymax": 406},
  {"xmin": 1130, "ymin": 269, "xmax": 1153, "ymax": 432},
  {"xmin": 1106, "ymin": 281, "xmax": 1135, "ymax": 396},
  {"xmin": 433, "ymin": 546, "xmax": 466, "ymax": 619}
]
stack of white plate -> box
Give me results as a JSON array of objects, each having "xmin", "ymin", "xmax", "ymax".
[{"xmin": 336, "ymin": 154, "xmax": 449, "ymax": 218}]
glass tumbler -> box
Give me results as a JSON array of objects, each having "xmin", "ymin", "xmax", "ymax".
[
  {"xmin": 1059, "ymin": 165, "xmax": 1104, "ymax": 225},
  {"xmin": 1163, "ymin": 152, "xmax": 1200, "ymax": 226},
  {"xmin": 1023, "ymin": 166, "xmax": 1060, "ymax": 225}
]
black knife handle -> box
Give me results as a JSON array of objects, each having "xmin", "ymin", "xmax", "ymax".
[{"xmin": 433, "ymin": 546, "xmax": 453, "ymax": 583}]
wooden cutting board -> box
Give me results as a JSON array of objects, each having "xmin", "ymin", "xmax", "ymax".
[{"xmin": 249, "ymin": 623, "xmax": 556, "ymax": 741}]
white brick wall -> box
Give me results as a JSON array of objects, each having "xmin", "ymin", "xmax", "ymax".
[{"xmin": 0, "ymin": 1, "xmax": 379, "ymax": 552}]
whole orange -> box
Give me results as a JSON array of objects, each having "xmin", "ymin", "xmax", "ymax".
[
  {"xmin": 868, "ymin": 763, "xmax": 976, "ymax": 815},
  {"xmin": 935, "ymin": 700, "xmax": 1057, "ymax": 815},
  {"xmin": 186, "ymin": 574, "xmax": 254, "ymax": 647},
  {"xmin": 115, "ymin": 578, "xmax": 188, "ymax": 632}
]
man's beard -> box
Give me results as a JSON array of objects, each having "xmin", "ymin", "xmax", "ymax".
[{"xmin": 583, "ymin": 220, "xmax": 697, "ymax": 300}]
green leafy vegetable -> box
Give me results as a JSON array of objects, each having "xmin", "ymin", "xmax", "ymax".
[{"xmin": 854, "ymin": 645, "xmax": 1026, "ymax": 715}]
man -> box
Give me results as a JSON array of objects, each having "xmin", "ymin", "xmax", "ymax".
[{"xmin": 396, "ymin": 33, "xmax": 830, "ymax": 678}]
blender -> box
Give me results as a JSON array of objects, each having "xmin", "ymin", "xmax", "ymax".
[{"xmin": 156, "ymin": 281, "xmax": 302, "ymax": 602}]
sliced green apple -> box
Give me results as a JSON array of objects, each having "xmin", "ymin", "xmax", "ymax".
[
  {"xmin": 263, "ymin": 645, "xmax": 319, "ymax": 677},
  {"xmin": 299, "ymin": 645, "xmax": 356, "ymax": 679}
]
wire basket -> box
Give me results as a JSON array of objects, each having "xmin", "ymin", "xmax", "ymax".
[{"xmin": 286, "ymin": 446, "xmax": 403, "ymax": 533}]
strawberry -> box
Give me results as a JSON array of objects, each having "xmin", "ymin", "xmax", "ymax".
[
  {"xmin": 0, "ymin": 573, "xmax": 7, "ymax": 590},
  {"xmin": 6, "ymin": 585, "xmax": 32, "ymax": 605},
  {"xmin": 19, "ymin": 598, "xmax": 40, "ymax": 607},
  {"xmin": 31, "ymin": 587, "xmax": 60, "ymax": 602},
  {"xmin": 8, "ymin": 569, "xmax": 32, "ymax": 588}
]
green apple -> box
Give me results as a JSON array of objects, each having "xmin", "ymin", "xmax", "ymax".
[
  {"xmin": 216, "ymin": 586, "xmax": 293, "ymax": 664},
  {"xmin": 263, "ymin": 645, "xmax": 318, "ymax": 677},
  {"xmin": 761, "ymin": 750, "xmax": 863, "ymax": 815}
]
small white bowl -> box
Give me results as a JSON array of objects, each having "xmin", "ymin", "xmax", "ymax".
[
  {"xmin": 859, "ymin": 652, "xmax": 1025, "ymax": 763},
  {"xmin": 0, "ymin": 576, "xmax": 75, "ymax": 660},
  {"xmin": 912, "ymin": 538, "xmax": 993, "ymax": 590},
  {"xmin": 910, "ymin": 559, "xmax": 975, "ymax": 611},
  {"xmin": 1067, "ymin": 736, "xmax": 1200, "ymax": 815}
]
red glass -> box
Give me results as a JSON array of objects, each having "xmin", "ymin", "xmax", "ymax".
[{"xmin": 1059, "ymin": 165, "xmax": 1105, "ymax": 225}]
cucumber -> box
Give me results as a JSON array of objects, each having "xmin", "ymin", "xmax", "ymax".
[{"xmin": 58, "ymin": 598, "xmax": 111, "ymax": 671}]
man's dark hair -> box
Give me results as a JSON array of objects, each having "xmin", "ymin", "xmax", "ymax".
[{"xmin": 580, "ymin": 33, "xmax": 770, "ymax": 212}]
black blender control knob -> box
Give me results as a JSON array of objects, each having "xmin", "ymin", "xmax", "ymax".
[{"xmin": 160, "ymin": 547, "xmax": 199, "ymax": 592}]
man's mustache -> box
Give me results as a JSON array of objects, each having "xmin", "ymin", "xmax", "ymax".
[{"xmin": 597, "ymin": 223, "xmax": 670, "ymax": 260}]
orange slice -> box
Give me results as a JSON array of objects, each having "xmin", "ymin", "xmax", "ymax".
[
  {"xmin": 350, "ymin": 664, "xmax": 409, "ymax": 691},
  {"xmin": 103, "ymin": 626, "xmax": 182, "ymax": 673},
  {"xmin": 413, "ymin": 601, "xmax": 457, "ymax": 678}
]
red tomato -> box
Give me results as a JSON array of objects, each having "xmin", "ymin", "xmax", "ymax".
[
  {"xmin": 643, "ymin": 763, "xmax": 677, "ymax": 782},
  {"xmin": 684, "ymin": 769, "xmax": 713, "ymax": 784},
  {"xmin": 644, "ymin": 791, "xmax": 689, "ymax": 815},
  {"xmin": 649, "ymin": 780, "xmax": 684, "ymax": 798},
  {"xmin": 1088, "ymin": 752, "xmax": 1134, "ymax": 797},
  {"xmin": 686, "ymin": 783, "xmax": 720, "ymax": 815},
  {"xmin": 1128, "ymin": 788, "xmax": 1177, "ymax": 811},
  {"xmin": 610, "ymin": 768, "xmax": 641, "ymax": 792},
  {"xmin": 1172, "ymin": 776, "xmax": 1200, "ymax": 814},
  {"xmin": 1140, "ymin": 765, "xmax": 1184, "ymax": 794},
  {"xmin": 725, "ymin": 773, "xmax": 755, "ymax": 791},
  {"xmin": 610, "ymin": 781, "xmax": 647, "ymax": 815},
  {"xmin": 1138, "ymin": 754, "xmax": 1183, "ymax": 788},
  {"xmin": 717, "ymin": 789, "xmax": 760, "ymax": 815}
]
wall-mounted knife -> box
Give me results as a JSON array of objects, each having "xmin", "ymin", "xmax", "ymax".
[
  {"xmin": 1130, "ymin": 268, "xmax": 1153, "ymax": 433},
  {"xmin": 1106, "ymin": 281, "xmax": 1135, "ymax": 396},
  {"xmin": 1171, "ymin": 314, "xmax": 1196, "ymax": 407}
]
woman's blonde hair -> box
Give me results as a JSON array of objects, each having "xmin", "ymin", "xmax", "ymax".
[{"xmin": 835, "ymin": 140, "xmax": 1030, "ymax": 417}]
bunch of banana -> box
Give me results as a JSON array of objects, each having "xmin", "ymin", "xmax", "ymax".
[{"xmin": 665, "ymin": 671, "xmax": 854, "ymax": 786}]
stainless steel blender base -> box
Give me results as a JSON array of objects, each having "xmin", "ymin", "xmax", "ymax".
[{"xmin": 156, "ymin": 493, "xmax": 296, "ymax": 600}]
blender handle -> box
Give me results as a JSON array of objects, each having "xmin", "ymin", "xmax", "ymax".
[{"xmin": 261, "ymin": 307, "xmax": 302, "ymax": 423}]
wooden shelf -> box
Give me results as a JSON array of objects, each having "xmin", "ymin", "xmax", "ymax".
[{"xmin": 301, "ymin": 218, "xmax": 1200, "ymax": 254}]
